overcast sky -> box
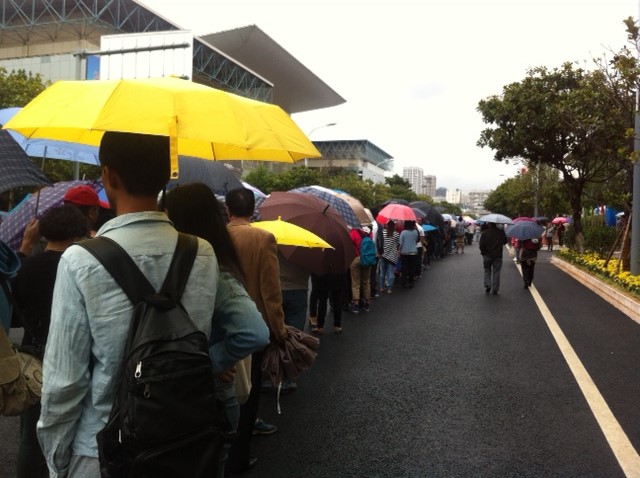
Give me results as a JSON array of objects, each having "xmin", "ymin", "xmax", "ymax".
[{"xmin": 145, "ymin": 0, "xmax": 638, "ymax": 192}]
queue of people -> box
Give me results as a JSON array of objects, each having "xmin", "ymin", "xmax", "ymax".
[{"xmin": 1, "ymin": 131, "xmax": 488, "ymax": 478}]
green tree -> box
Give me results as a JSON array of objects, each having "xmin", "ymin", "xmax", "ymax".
[
  {"xmin": 0, "ymin": 68, "xmax": 49, "ymax": 108},
  {"xmin": 477, "ymin": 62, "xmax": 630, "ymax": 250}
]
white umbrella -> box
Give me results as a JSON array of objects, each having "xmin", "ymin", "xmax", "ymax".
[{"xmin": 477, "ymin": 213, "xmax": 513, "ymax": 225}]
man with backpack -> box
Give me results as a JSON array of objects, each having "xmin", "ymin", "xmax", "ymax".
[
  {"xmin": 348, "ymin": 225, "xmax": 376, "ymax": 313},
  {"xmin": 37, "ymin": 132, "xmax": 219, "ymax": 478}
]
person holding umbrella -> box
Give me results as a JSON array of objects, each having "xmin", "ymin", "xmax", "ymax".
[
  {"xmin": 519, "ymin": 238, "xmax": 542, "ymax": 288},
  {"xmin": 479, "ymin": 222, "xmax": 508, "ymax": 294}
]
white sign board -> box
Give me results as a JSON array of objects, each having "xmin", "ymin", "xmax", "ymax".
[{"xmin": 100, "ymin": 30, "xmax": 193, "ymax": 80}]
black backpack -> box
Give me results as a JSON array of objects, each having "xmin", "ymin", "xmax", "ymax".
[{"xmin": 78, "ymin": 233, "xmax": 223, "ymax": 478}]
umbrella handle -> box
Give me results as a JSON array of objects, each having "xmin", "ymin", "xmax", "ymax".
[{"xmin": 34, "ymin": 189, "xmax": 41, "ymax": 218}]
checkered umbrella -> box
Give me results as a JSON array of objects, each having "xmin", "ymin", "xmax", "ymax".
[
  {"xmin": 0, "ymin": 180, "xmax": 100, "ymax": 251},
  {"xmin": 289, "ymin": 185, "xmax": 360, "ymax": 228},
  {"xmin": 0, "ymin": 129, "xmax": 51, "ymax": 195},
  {"xmin": 505, "ymin": 221, "xmax": 544, "ymax": 241}
]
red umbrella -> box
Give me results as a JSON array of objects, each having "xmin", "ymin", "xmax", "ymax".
[
  {"xmin": 376, "ymin": 203, "xmax": 417, "ymax": 224},
  {"xmin": 259, "ymin": 191, "xmax": 356, "ymax": 275}
]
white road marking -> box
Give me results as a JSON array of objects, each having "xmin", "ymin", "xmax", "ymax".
[{"xmin": 519, "ymin": 264, "xmax": 640, "ymax": 477}]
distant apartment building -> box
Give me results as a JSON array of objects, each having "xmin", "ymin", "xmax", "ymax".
[
  {"xmin": 424, "ymin": 175, "xmax": 436, "ymax": 198},
  {"xmin": 446, "ymin": 188, "xmax": 463, "ymax": 205},
  {"xmin": 467, "ymin": 190, "xmax": 491, "ymax": 212},
  {"xmin": 402, "ymin": 166, "xmax": 426, "ymax": 196}
]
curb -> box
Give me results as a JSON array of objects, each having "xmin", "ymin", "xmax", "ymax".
[{"xmin": 550, "ymin": 256, "xmax": 640, "ymax": 325}]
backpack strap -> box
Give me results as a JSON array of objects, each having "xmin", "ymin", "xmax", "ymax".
[{"xmin": 77, "ymin": 233, "xmax": 198, "ymax": 305}]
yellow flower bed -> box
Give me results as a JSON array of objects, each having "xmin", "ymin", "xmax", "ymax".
[{"xmin": 556, "ymin": 249, "xmax": 640, "ymax": 297}]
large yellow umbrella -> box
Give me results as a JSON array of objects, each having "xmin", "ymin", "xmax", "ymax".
[
  {"xmin": 251, "ymin": 217, "xmax": 334, "ymax": 249},
  {"xmin": 2, "ymin": 76, "xmax": 321, "ymax": 177}
]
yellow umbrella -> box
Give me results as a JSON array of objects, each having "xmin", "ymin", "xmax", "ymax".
[
  {"xmin": 251, "ymin": 217, "xmax": 334, "ymax": 249},
  {"xmin": 2, "ymin": 76, "xmax": 321, "ymax": 177}
]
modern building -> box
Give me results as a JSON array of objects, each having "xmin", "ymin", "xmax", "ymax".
[
  {"xmin": 402, "ymin": 166, "xmax": 425, "ymax": 195},
  {"xmin": 446, "ymin": 188, "xmax": 463, "ymax": 205},
  {"xmin": 0, "ymin": 2, "xmax": 350, "ymax": 174},
  {"xmin": 309, "ymin": 140, "xmax": 393, "ymax": 184},
  {"xmin": 466, "ymin": 190, "xmax": 491, "ymax": 213},
  {"xmin": 424, "ymin": 175, "xmax": 436, "ymax": 198}
]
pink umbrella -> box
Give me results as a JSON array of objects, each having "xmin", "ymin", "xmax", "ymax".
[
  {"xmin": 551, "ymin": 217, "xmax": 569, "ymax": 224},
  {"xmin": 513, "ymin": 216, "xmax": 536, "ymax": 223},
  {"xmin": 376, "ymin": 203, "xmax": 417, "ymax": 224}
]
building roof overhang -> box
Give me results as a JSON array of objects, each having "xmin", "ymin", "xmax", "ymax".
[{"xmin": 201, "ymin": 25, "xmax": 345, "ymax": 115}]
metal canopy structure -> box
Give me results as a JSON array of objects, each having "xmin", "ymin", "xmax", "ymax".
[
  {"xmin": 202, "ymin": 26, "xmax": 345, "ymax": 115},
  {"xmin": 0, "ymin": 0, "xmax": 273, "ymax": 101},
  {"xmin": 312, "ymin": 140, "xmax": 394, "ymax": 171}
]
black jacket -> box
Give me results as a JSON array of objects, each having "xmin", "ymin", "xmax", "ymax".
[{"xmin": 479, "ymin": 227, "xmax": 507, "ymax": 258}]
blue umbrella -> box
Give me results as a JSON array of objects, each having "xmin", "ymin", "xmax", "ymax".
[
  {"xmin": 422, "ymin": 224, "xmax": 437, "ymax": 232},
  {"xmin": 0, "ymin": 107, "xmax": 99, "ymax": 165},
  {"xmin": 505, "ymin": 221, "xmax": 544, "ymax": 240}
]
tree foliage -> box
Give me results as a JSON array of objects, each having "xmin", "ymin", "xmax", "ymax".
[
  {"xmin": 477, "ymin": 62, "xmax": 632, "ymax": 250},
  {"xmin": 0, "ymin": 68, "xmax": 49, "ymax": 108},
  {"xmin": 243, "ymin": 166, "xmax": 421, "ymax": 210}
]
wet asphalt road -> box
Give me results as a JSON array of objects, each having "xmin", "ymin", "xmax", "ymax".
[{"xmin": 1, "ymin": 242, "xmax": 639, "ymax": 477}]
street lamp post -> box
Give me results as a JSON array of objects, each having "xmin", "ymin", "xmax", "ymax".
[{"xmin": 304, "ymin": 122, "xmax": 337, "ymax": 167}]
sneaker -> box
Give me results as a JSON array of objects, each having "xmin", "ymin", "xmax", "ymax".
[
  {"xmin": 308, "ymin": 316, "xmax": 318, "ymax": 327},
  {"xmin": 350, "ymin": 303, "xmax": 360, "ymax": 314},
  {"xmin": 334, "ymin": 326, "xmax": 343, "ymax": 334},
  {"xmin": 362, "ymin": 302, "xmax": 370, "ymax": 312},
  {"xmin": 253, "ymin": 418, "xmax": 277, "ymax": 435},
  {"xmin": 387, "ymin": 288, "xmax": 392, "ymax": 294},
  {"xmin": 311, "ymin": 327, "xmax": 323, "ymax": 335}
]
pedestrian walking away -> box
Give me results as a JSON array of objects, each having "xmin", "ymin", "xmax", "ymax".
[
  {"xmin": 518, "ymin": 237, "xmax": 542, "ymax": 288},
  {"xmin": 479, "ymin": 222, "xmax": 508, "ymax": 294}
]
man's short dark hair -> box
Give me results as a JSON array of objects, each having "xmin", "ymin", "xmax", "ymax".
[
  {"xmin": 225, "ymin": 188, "xmax": 255, "ymax": 218},
  {"xmin": 99, "ymin": 132, "xmax": 170, "ymax": 196},
  {"xmin": 39, "ymin": 205, "xmax": 87, "ymax": 241}
]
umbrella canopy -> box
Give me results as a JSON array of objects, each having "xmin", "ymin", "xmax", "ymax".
[
  {"xmin": 166, "ymin": 156, "xmax": 242, "ymax": 196},
  {"xmin": 477, "ymin": 213, "xmax": 513, "ymax": 225},
  {"xmin": 423, "ymin": 208, "xmax": 445, "ymax": 227},
  {"xmin": 422, "ymin": 224, "xmax": 438, "ymax": 232},
  {"xmin": 259, "ymin": 191, "xmax": 355, "ymax": 275},
  {"xmin": 0, "ymin": 180, "xmax": 101, "ymax": 251},
  {"xmin": 513, "ymin": 216, "xmax": 536, "ymax": 223},
  {"xmin": 411, "ymin": 207, "xmax": 427, "ymax": 220},
  {"xmin": 250, "ymin": 217, "xmax": 333, "ymax": 249},
  {"xmin": 409, "ymin": 200, "xmax": 431, "ymax": 212},
  {"xmin": 552, "ymin": 216, "xmax": 569, "ymax": 224},
  {"xmin": 3, "ymin": 76, "xmax": 321, "ymax": 177},
  {"xmin": 505, "ymin": 221, "xmax": 544, "ymax": 241},
  {"xmin": 334, "ymin": 192, "xmax": 370, "ymax": 226},
  {"xmin": 0, "ymin": 129, "xmax": 52, "ymax": 195},
  {"xmin": 381, "ymin": 198, "xmax": 409, "ymax": 206},
  {"xmin": 0, "ymin": 107, "xmax": 99, "ymax": 165},
  {"xmin": 289, "ymin": 186, "xmax": 360, "ymax": 228},
  {"xmin": 376, "ymin": 203, "xmax": 417, "ymax": 224},
  {"xmin": 261, "ymin": 325, "xmax": 320, "ymax": 388}
]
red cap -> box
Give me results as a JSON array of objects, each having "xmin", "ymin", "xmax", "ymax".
[{"xmin": 63, "ymin": 185, "xmax": 109, "ymax": 209}]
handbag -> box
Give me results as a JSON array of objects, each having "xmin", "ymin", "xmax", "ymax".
[
  {"xmin": 0, "ymin": 326, "xmax": 43, "ymax": 416},
  {"xmin": 0, "ymin": 278, "xmax": 43, "ymax": 416}
]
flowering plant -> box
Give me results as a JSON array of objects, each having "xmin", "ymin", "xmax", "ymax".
[{"xmin": 556, "ymin": 249, "xmax": 640, "ymax": 298}]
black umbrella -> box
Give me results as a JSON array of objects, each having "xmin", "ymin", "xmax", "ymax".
[
  {"xmin": 166, "ymin": 156, "xmax": 242, "ymax": 196},
  {"xmin": 0, "ymin": 129, "xmax": 51, "ymax": 195}
]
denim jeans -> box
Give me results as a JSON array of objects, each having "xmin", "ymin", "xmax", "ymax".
[
  {"xmin": 378, "ymin": 258, "xmax": 396, "ymax": 289},
  {"xmin": 282, "ymin": 289, "xmax": 308, "ymax": 331}
]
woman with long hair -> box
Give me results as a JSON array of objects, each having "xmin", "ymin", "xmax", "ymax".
[{"xmin": 164, "ymin": 183, "xmax": 269, "ymax": 477}]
